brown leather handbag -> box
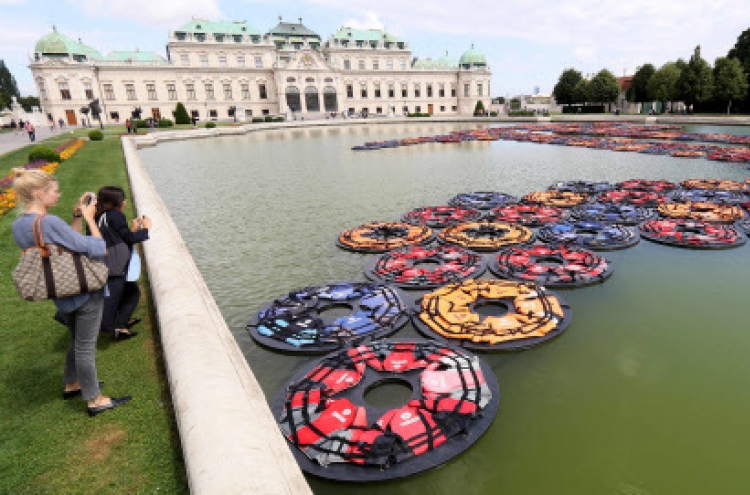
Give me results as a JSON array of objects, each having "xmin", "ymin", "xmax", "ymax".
[{"xmin": 13, "ymin": 214, "xmax": 108, "ymax": 301}]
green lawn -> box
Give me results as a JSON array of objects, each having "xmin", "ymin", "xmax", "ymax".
[{"xmin": 0, "ymin": 132, "xmax": 188, "ymax": 493}]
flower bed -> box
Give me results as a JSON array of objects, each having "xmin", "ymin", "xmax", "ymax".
[{"xmin": 0, "ymin": 139, "xmax": 83, "ymax": 217}]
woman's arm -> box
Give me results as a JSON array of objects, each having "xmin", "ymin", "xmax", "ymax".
[{"xmin": 107, "ymin": 210, "xmax": 149, "ymax": 245}]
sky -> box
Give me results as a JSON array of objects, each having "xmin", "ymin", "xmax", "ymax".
[{"xmin": 1, "ymin": 0, "xmax": 750, "ymax": 98}]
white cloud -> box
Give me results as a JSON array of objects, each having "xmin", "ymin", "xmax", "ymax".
[
  {"xmin": 71, "ymin": 0, "xmax": 225, "ymax": 28},
  {"xmin": 341, "ymin": 12, "xmax": 385, "ymax": 30}
]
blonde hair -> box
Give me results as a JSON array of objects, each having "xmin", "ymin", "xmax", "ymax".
[{"xmin": 12, "ymin": 168, "xmax": 57, "ymax": 210}]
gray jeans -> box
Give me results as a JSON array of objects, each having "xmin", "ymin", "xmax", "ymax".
[{"xmin": 63, "ymin": 290, "xmax": 104, "ymax": 401}]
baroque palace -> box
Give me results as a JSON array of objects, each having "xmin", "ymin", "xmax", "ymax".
[{"xmin": 30, "ymin": 18, "xmax": 492, "ymax": 125}]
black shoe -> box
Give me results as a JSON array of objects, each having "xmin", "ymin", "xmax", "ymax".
[
  {"xmin": 87, "ymin": 396, "xmax": 132, "ymax": 417},
  {"xmin": 63, "ymin": 381, "xmax": 104, "ymax": 400},
  {"xmin": 114, "ymin": 329, "xmax": 139, "ymax": 341},
  {"xmin": 126, "ymin": 318, "xmax": 141, "ymax": 329}
]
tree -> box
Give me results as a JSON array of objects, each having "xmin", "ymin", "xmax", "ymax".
[
  {"xmin": 19, "ymin": 96, "xmax": 40, "ymax": 112},
  {"xmin": 174, "ymin": 102, "xmax": 190, "ymax": 124},
  {"xmin": 588, "ymin": 69, "xmax": 620, "ymax": 105},
  {"xmin": 727, "ymin": 28, "xmax": 750, "ymax": 110},
  {"xmin": 552, "ymin": 68, "xmax": 583, "ymax": 107},
  {"xmin": 0, "ymin": 59, "xmax": 20, "ymax": 109},
  {"xmin": 647, "ymin": 62, "xmax": 682, "ymax": 110},
  {"xmin": 713, "ymin": 56, "xmax": 748, "ymax": 113},
  {"xmin": 510, "ymin": 98, "xmax": 521, "ymax": 110},
  {"xmin": 572, "ymin": 79, "xmax": 590, "ymax": 105},
  {"xmin": 678, "ymin": 46, "xmax": 714, "ymax": 107},
  {"xmin": 627, "ymin": 64, "xmax": 656, "ymax": 102},
  {"xmin": 474, "ymin": 100, "xmax": 485, "ymax": 115}
]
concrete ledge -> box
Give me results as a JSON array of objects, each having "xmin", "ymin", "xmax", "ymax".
[{"xmin": 121, "ymin": 137, "xmax": 312, "ymax": 495}]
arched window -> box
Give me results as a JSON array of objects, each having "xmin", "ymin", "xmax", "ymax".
[{"xmin": 305, "ymin": 86, "xmax": 320, "ymax": 112}]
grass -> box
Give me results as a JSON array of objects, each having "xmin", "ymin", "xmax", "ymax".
[{"xmin": 0, "ymin": 132, "xmax": 188, "ymax": 493}]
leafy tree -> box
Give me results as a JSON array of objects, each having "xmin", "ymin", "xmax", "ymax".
[
  {"xmin": 678, "ymin": 46, "xmax": 714, "ymax": 106},
  {"xmin": 588, "ymin": 69, "xmax": 620, "ymax": 105},
  {"xmin": 174, "ymin": 102, "xmax": 191, "ymax": 125},
  {"xmin": 19, "ymin": 96, "xmax": 40, "ymax": 112},
  {"xmin": 647, "ymin": 62, "xmax": 682, "ymax": 110},
  {"xmin": 474, "ymin": 100, "xmax": 486, "ymax": 115},
  {"xmin": 727, "ymin": 28, "xmax": 750, "ymax": 110},
  {"xmin": 0, "ymin": 59, "xmax": 20, "ymax": 109},
  {"xmin": 552, "ymin": 68, "xmax": 583, "ymax": 107},
  {"xmin": 627, "ymin": 64, "xmax": 656, "ymax": 102},
  {"xmin": 713, "ymin": 56, "xmax": 748, "ymax": 113},
  {"xmin": 510, "ymin": 98, "xmax": 521, "ymax": 110},
  {"xmin": 572, "ymin": 78, "xmax": 590, "ymax": 104}
]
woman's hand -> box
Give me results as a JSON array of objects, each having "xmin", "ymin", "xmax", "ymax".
[
  {"xmin": 140, "ymin": 216, "xmax": 152, "ymax": 229},
  {"xmin": 81, "ymin": 197, "xmax": 97, "ymax": 221},
  {"xmin": 73, "ymin": 193, "xmax": 89, "ymax": 216}
]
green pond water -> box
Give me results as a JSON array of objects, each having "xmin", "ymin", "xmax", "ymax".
[{"xmin": 138, "ymin": 123, "xmax": 750, "ymax": 495}]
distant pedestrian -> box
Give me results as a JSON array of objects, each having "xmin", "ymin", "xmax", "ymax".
[
  {"xmin": 59, "ymin": 118, "xmax": 65, "ymax": 129},
  {"xmin": 17, "ymin": 119, "xmax": 24, "ymax": 137},
  {"xmin": 25, "ymin": 122, "xmax": 36, "ymax": 142},
  {"xmin": 125, "ymin": 119, "xmax": 131, "ymax": 134}
]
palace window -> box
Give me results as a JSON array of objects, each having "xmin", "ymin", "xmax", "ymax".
[
  {"xmin": 245, "ymin": 109, "xmax": 252, "ymax": 117},
  {"xmin": 388, "ymin": 85, "xmax": 395, "ymax": 98},
  {"xmin": 361, "ymin": 85, "xmax": 368, "ymax": 98},
  {"xmin": 358, "ymin": 60, "xmax": 365, "ymax": 70},
  {"xmin": 258, "ymin": 83, "xmax": 267, "ymax": 99},
  {"xmin": 167, "ymin": 83, "xmax": 177, "ymax": 100},
  {"xmin": 234, "ymin": 35, "xmax": 243, "ymax": 43},
  {"xmin": 195, "ymin": 33, "xmax": 206, "ymax": 42},
  {"xmin": 180, "ymin": 54, "xmax": 190, "ymax": 66},
  {"xmin": 400, "ymin": 60, "xmax": 406, "ymax": 70},
  {"xmin": 401, "ymin": 84, "xmax": 407, "ymax": 98},
  {"xmin": 205, "ymin": 82, "xmax": 215, "ymax": 100},
  {"xmin": 103, "ymin": 84, "xmax": 115, "ymax": 101},
  {"xmin": 219, "ymin": 55, "xmax": 227, "ymax": 67},
  {"xmin": 452, "ymin": 105, "xmax": 457, "ymax": 111},
  {"xmin": 451, "ymin": 86, "xmax": 456, "ymax": 97},
  {"xmin": 200, "ymin": 54, "xmax": 209, "ymax": 67},
  {"xmin": 386, "ymin": 59, "xmax": 393, "ymax": 70},
  {"xmin": 372, "ymin": 60, "xmax": 379, "ymax": 70},
  {"xmin": 403, "ymin": 106, "xmax": 409, "ymax": 114},
  {"xmin": 464, "ymin": 84, "xmax": 470, "ymax": 97},
  {"xmin": 343, "ymin": 59, "xmax": 351, "ymax": 70},
  {"xmin": 376, "ymin": 107, "xmax": 382, "ymax": 114},
  {"xmin": 59, "ymin": 82, "xmax": 71, "ymax": 100},
  {"xmin": 439, "ymin": 84, "xmax": 445, "ymax": 97},
  {"xmin": 38, "ymin": 81, "xmax": 47, "ymax": 100},
  {"xmin": 346, "ymin": 84, "xmax": 353, "ymax": 98},
  {"xmin": 374, "ymin": 85, "xmax": 381, "ymax": 98},
  {"xmin": 146, "ymin": 83, "xmax": 157, "ymax": 100},
  {"xmin": 415, "ymin": 105, "xmax": 421, "ymax": 113},
  {"xmin": 241, "ymin": 84, "xmax": 250, "ymax": 99},
  {"xmin": 237, "ymin": 56, "xmax": 245, "ymax": 67},
  {"xmin": 255, "ymin": 56, "xmax": 263, "ymax": 68},
  {"xmin": 186, "ymin": 83, "xmax": 196, "ymax": 100},
  {"xmin": 209, "ymin": 109, "xmax": 218, "ymax": 118},
  {"xmin": 477, "ymin": 83, "xmax": 483, "ymax": 97},
  {"xmin": 440, "ymin": 106, "xmax": 445, "ymax": 112},
  {"xmin": 215, "ymin": 34, "xmax": 224, "ymax": 43},
  {"xmin": 427, "ymin": 84, "xmax": 433, "ymax": 98},
  {"xmin": 125, "ymin": 84, "xmax": 137, "ymax": 101},
  {"xmin": 84, "ymin": 82, "xmax": 94, "ymax": 99},
  {"xmin": 223, "ymin": 83, "xmax": 233, "ymax": 100},
  {"xmin": 414, "ymin": 84, "xmax": 421, "ymax": 98}
]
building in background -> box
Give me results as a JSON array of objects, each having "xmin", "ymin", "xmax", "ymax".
[{"xmin": 29, "ymin": 19, "xmax": 492, "ymax": 125}]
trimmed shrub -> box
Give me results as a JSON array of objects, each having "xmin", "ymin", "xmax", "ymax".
[
  {"xmin": 474, "ymin": 100, "xmax": 486, "ymax": 115},
  {"xmin": 28, "ymin": 146, "xmax": 60, "ymax": 164},
  {"xmin": 273, "ymin": 117, "xmax": 284, "ymax": 122},
  {"xmin": 252, "ymin": 117, "xmax": 265, "ymax": 123},
  {"xmin": 134, "ymin": 119, "xmax": 148, "ymax": 128},
  {"xmin": 508, "ymin": 111, "xmax": 536, "ymax": 117},
  {"xmin": 87, "ymin": 130, "xmax": 104, "ymax": 141},
  {"xmin": 174, "ymin": 102, "xmax": 191, "ymax": 125},
  {"xmin": 490, "ymin": 111, "xmax": 498, "ymax": 117},
  {"xmin": 264, "ymin": 116, "xmax": 274, "ymax": 122},
  {"xmin": 158, "ymin": 119, "xmax": 174, "ymax": 127},
  {"xmin": 204, "ymin": 121, "xmax": 216, "ymax": 128},
  {"xmin": 407, "ymin": 112, "xmax": 431, "ymax": 117},
  {"xmin": 562, "ymin": 105, "xmax": 605, "ymax": 114}
]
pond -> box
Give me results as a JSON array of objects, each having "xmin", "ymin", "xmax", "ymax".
[{"xmin": 138, "ymin": 122, "xmax": 750, "ymax": 494}]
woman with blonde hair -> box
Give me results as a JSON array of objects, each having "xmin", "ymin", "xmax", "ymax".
[{"xmin": 11, "ymin": 168, "xmax": 132, "ymax": 417}]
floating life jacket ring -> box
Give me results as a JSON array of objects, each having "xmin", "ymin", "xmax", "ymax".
[
  {"xmin": 439, "ymin": 221, "xmax": 534, "ymax": 251},
  {"xmin": 570, "ymin": 202, "xmax": 653, "ymax": 225},
  {"xmin": 487, "ymin": 204, "xmax": 568, "ymax": 227},
  {"xmin": 274, "ymin": 339, "xmax": 499, "ymax": 481},
  {"xmin": 670, "ymin": 189, "xmax": 749, "ymax": 205},
  {"xmin": 402, "ymin": 206, "xmax": 482, "ymax": 229},
  {"xmin": 548, "ymin": 180, "xmax": 614, "ymax": 194},
  {"xmin": 616, "ymin": 179, "xmax": 677, "ymax": 193},
  {"xmin": 640, "ymin": 219, "xmax": 747, "ymax": 249},
  {"xmin": 597, "ymin": 190, "xmax": 668, "ymax": 207},
  {"xmin": 338, "ymin": 222, "xmax": 434, "ymax": 253},
  {"xmin": 247, "ymin": 283, "xmax": 410, "ymax": 352},
  {"xmin": 365, "ymin": 244, "xmax": 485, "ymax": 290},
  {"xmin": 657, "ymin": 202, "xmax": 746, "ymax": 223},
  {"xmin": 538, "ymin": 221, "xmax": 639, "ymax": 250},
  {"xmin": 414, "ymin": 279, "xmax": 572, "ymax": 351},
  {"xmin": 522, "ymin": 190, "xmax": 589, "ymax": 208},
  {"xmin": 490, "ymin": 244, "xmax": 613, "ymax": 288},
  {"xmin": 680, "ymin": 179, "xmax": 745, "ymax": 192},
  {"xmin": 448, "ymin": 191, "xmax": 518, "ymax": 210}
]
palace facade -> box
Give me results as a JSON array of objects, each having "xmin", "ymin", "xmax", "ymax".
[{"xmin": 29, "ymin": 18, "xmax": 492, "ymax": 125}]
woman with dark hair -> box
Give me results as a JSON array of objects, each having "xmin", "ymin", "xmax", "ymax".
[{"xmin": 94, "ymin": 186, "xmax": 151, "ymax": 340}]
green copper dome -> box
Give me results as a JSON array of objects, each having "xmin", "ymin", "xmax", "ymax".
[
  {"xmin": 437, "ymin": 52, "xmax": 458, "ymax": 69},
  {"xmin": 34, "ymin": 29, "xmax": 102, "ymax": 60},
  {"xmin": 459, "ymin": 45, "xmax": 486, "ymax": 66}
]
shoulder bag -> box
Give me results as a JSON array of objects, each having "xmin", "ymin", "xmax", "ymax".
[
  {"xmin": 98, "ymin": 212, "xmax": 131, "ymax": 277},
  {"xmin": 12, "ymin": 214, "xmax": 109, "ymax": 301}
]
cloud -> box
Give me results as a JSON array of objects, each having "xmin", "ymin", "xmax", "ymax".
[
  {"xmin": 341, "ymin": 12, "xmax": 385, "ymax": 30},
  {"xmin": 71, "ymin": 0, "xmax": 225, "ymax": 28}
]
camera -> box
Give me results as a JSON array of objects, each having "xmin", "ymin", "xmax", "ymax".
[{"xmin": 86, "ymin": 192, "xmax": 96, "ymax": 205}]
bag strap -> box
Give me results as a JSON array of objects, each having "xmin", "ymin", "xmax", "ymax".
[{"xmin": 32, "ymin": 214, "xmax": 51, "ymax": 258}]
